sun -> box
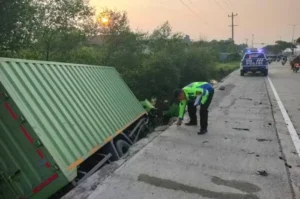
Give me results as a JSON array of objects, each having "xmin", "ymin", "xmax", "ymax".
[{"xmin": 101, "ymin": 17, "xmax": 109, "ymax": 24}]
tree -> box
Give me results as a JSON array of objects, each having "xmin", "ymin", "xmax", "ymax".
[
  {"xmin": 95, "ymin": 8, "xmax": 130, "ymax": 35},
  {"xmin": 0, "ymin": 0, "xmax": 36, "ymax": 54},
  {"xmin": 263, "ymin": 40, "xmax": 296, "ymax": 54},
  {"xmin": 297, "ymin": 37, "xmax": 300, "ymax": 44},
  {"xmin": 32, "ymin": 0, "xmax": 94, "ymax": 60},
  {"xmin": 92, "ymin": 9, "xmax": 146, "ymax": 68}
]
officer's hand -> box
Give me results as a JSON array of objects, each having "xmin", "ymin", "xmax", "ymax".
[{"xmin": 176, "ymin": 120, "xmax": 182, "ymax": 126}]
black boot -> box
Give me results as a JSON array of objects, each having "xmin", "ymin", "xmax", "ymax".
[
  {"xmin": 185, "ymin": 120, "xmax": 197, "ymax": 126},
  {"xmin": 197, "ymin": 129, "xmax": 208, "ymax": 135}
]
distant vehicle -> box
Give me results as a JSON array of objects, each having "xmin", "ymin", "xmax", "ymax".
[
  {"xmin": 267, "ymin": 55, "xmax": 277, "ymax": 62},
  {"xmin": 266, "ymin": 56, "xmax": 273, "ymax": 64},
  {"xmin": 290, "ymin": 55, "xmax": 300, "ymax": 71},
  {"xmin": 277, "ymin": 56, "xmax": 281, "ymax": 62},
  {"xmin": 293, "ymin": 63, "xmax": 300, "ymax": 73},
  {"xmin": 240, "ymin": 49, "xmax": 269, "ymax": 76},
  {"xmin": 282, "ymin": 60, "xmax": 286, "ymax": 65}
]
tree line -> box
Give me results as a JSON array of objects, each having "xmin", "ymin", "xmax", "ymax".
[{"xmin": 1, "ymin": 0, "xmax": 244, "ymax": 102}]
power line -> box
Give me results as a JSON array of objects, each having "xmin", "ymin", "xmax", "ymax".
[
  {"xmin": 222, "ymin": 0, "xmax": 231, "ymax": 11},
  {"xmin": 187, "ymin": 0, "xmax": 207, "ymax": 16},
  {"xmin": 179, "ymin": 0, "xmax": 208, "ymax": 25},
  {"xmin": 227, "ymin": 0, "xmax": 233, "ymax": 7},
  {"xmin": 179, "ymin": 0, "xmax": 228, "ymax": 34},
  {"xmin": 213, "ymin": 0, "xmax": 226, "ymax": 14}
]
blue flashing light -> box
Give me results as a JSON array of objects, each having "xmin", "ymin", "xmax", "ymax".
[{"xmin": 257, "ymin": 49, "xmax": 263, "ymax": 53}]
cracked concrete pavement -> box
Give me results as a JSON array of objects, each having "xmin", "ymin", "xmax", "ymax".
[{"xmin": 65, "ymin": 62, "xmax": 300, "ymax": 199}]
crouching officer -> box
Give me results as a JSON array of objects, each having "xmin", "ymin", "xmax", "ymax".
[{"xmin": 174, "ymin": 82, "xmax": 214, "ymax": 135}]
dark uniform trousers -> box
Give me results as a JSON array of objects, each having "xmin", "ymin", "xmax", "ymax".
[{"xmin": 187, "ymin": 90, "xmax": 214, "ymax": 130}]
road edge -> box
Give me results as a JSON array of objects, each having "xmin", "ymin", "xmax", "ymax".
[{"xmin": 265, "ymin": 77, "xmax": 300, "ymax": 199}]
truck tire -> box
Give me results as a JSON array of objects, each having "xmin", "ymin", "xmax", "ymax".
[
  {"xmin": 264, "ymin": 70, "xmax": 268, "ymax": 76},
  {"xmin": 240, "ymin": 70, "xmax": 244, "ymax": 76},
  {"xmin": 115, "ymin": 139, "xmax": 131, "ymax": 157}
]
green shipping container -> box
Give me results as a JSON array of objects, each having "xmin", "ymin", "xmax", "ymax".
[{"xmin": 0, "ymin": 58, "xmax": 146, "ymax": 199}]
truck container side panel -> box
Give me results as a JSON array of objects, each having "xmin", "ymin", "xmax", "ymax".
[
  {"xmin": 0, "ymin": 86, "xmax": 69, "ymax": 199},
  {"xmin": 85, "ymin": 67, "xmax": 118, "ymax": 137},
  {"xmin": 92, "ymin": 68, "xmax": 125, "ymax": 131},
  {"xmin": 70, "ymin": 66, "xmax": 113, "ymax": 139},
  {"xmin": 52, "ymin": 65, "xmax": 100, "ymax": 146},
  {"xmin": 102, "ymin": 69, "xmax": 132, "ymax": 123},
  {"xmin": 0, "ymin": 59, "xmax": 146, "ymax": 184},
  {"xmin": 36, "ymin": 64, "xmax": 91, "ymax": 152}
]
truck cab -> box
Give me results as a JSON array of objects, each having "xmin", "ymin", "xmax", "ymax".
[{"xmin": 240, "ymin": 49, "xmax": 268, "ymax": 76}]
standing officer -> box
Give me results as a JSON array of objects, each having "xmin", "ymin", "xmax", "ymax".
[{"xmin": 174, "ymin": 82, "xmax": 214, "ymax": 134}]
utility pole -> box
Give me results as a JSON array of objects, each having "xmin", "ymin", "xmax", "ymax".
[
  {"xmin": 289, "ymin": 24, "xmax": 300, "ymax": 43},
  {"xmin": 251, "ymin": 34, "xmax": 254, "ymax": 48},
  {"xmin": 245, "ymin": 38, "xmax": 248, "ymax": 46},
  {"xmin": 228, "ymin": 12, "xmax": 238, "ymax": 43}
]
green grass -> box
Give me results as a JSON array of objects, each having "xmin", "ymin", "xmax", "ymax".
[
  {"xmin": 214, "ymin": 61, "xmax": 240, "ymax": 80},
  {"xmin": 215, "ymin": 61, "xmax": 240, "ymax": 70}
]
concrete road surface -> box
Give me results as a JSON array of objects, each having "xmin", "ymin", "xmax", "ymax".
[{"xmin": 65, "ymin": 62, "xmax": 300, "ymax": 199}]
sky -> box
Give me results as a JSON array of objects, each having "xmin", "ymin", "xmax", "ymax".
[{"xmin": 89, "ymin": 0, "xmax": 300, "ymax": 47}]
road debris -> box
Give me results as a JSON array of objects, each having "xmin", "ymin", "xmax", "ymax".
[
  {"xmin": 219, "ymin": 85, "xmax": 225, "ymax": 90},
  {"xmin": 279, "ymin": 156, "xmax": 285, "ymax": 161},
  {"xmin": 285, "ymin": 163, "xmax": 292, "ymax": 168},
  {"xmin": 256, "ymin": 170, "xmax": 269, "ymax": 176},
  {"xmin": 202, "ymin": 141, "xmax": 209, "ymax": 144}
]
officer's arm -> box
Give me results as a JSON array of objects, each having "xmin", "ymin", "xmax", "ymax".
[
  {"xmin": 178, "ymin": 100, "xmax": 187, "ymax": 120},
  {"xmin": 194, "ymin": 87, "xmax": 204, "ymax": 96},
  {"xmin": 200, "ymin": 89, "xmax": 209, "ymax": 104}
]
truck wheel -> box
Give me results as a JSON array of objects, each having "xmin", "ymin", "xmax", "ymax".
[
  {"xmin": 264, "ymin": 70, "xmax": 268, "ymax": 76},
  {"xmin": 115, "ymin": 139, "xmax": 131, "ymax": 157},
  {"xmin": 240, "ymin": 70, "xmax": 244, "ymax": 76}
]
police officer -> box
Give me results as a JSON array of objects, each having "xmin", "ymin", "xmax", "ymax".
[{"xmin": 174, "ymin": 82, "xmax": 214, "ymax": 135}]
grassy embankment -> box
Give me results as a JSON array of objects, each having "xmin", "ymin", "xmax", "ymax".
[{"xmin": 213, "ymin": 61, "xmax": 240, "ymax": 81}]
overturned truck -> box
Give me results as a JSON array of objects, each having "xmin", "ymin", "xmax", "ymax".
[{"xmin": 0, "ymin": 58, "xmax": 157, "ymax": 199}]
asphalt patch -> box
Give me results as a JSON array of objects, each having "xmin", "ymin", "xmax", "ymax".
[
  {"xmin": 211, "ymin": 176, "xmax": 261, "ymax": 193},
  {"xmin": 239, "ymin": 97, "xmax": 253, "ymax": 101},
  {"xmin": 233, "ymin": 128, "xmax": 250, "ymax": 131},
  {"xmin": 138, "ymin": 174, "xmax": 259, "ymax": 199},
  {"xmin": 256, "ymin": 138, "xmax": 272, "ymax": 142}
]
